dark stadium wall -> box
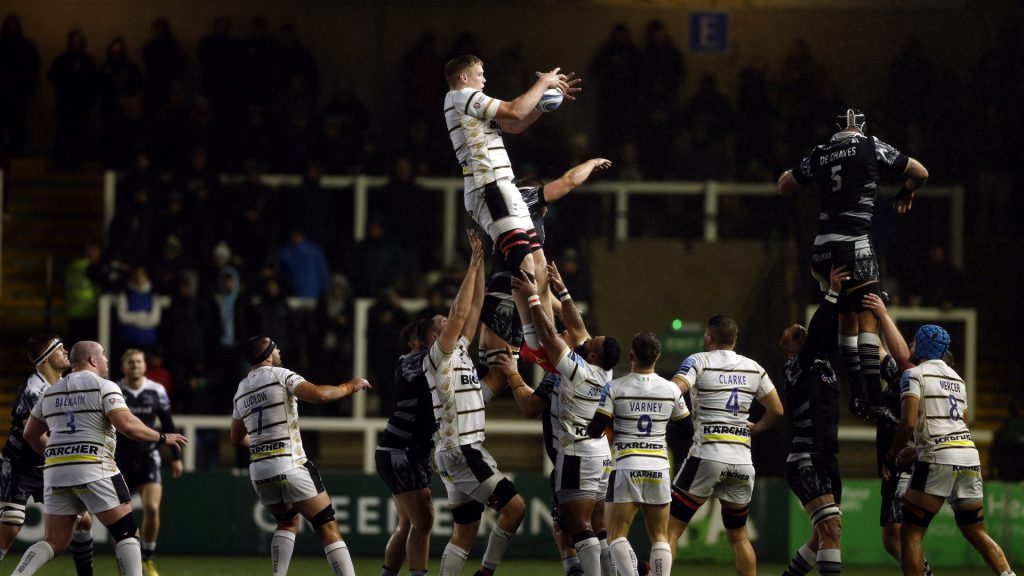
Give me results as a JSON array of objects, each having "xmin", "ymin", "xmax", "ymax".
[{"xmin": 3, "ymin": 0, "xmax": 1016, "ymax": 154}]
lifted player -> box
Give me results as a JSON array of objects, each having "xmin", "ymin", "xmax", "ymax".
[{"xmin": 778, "ymin": 108, "xmax": 928, "ymax": 423}]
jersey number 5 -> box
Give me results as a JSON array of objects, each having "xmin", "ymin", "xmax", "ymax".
[
  {"xmin": 830, "ymin": 165, "xmax": 842, "ymax": 192},
  {"xmin": 726, "ymin": 388, "xmax": 741, "ymax": 416}
]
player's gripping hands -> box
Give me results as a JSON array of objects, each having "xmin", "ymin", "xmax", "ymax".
[{"xmin": 535, "ymin": 68, "xmax": 582, "ymax": 101}]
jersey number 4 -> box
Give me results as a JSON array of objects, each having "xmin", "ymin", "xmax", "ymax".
[{"xmin": 726, "ymin": 388, "xmax": 741, "ymax": 416}]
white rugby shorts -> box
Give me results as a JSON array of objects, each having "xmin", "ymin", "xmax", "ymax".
[
  {"xmin": 44, "ymin": 473, "xmax": 132, "ymax": 515},
  {"xmin": 909, "ymin": 461, "xmax": 983, "ymax": 505},
  {"xmin": 465, "ymin": 180, "xmax": 533, "ymax": 240},
  {"xmin": 251, "ymin": 461, "xmax": 326, "ymax": 506},
  {"xmin": 609, "ymin": 467, "xmax": 671, "ymax": 505},
  {"xmin": 672, "ymin": 456, "xmax": 755, "ymax": 505},
  {"xmin": 554, "ymin": 452, "xmax": 611, "ymax": 503},
  {"xmin": 434, "ymin": 443, "xmax": 505, "ymax": 507}
]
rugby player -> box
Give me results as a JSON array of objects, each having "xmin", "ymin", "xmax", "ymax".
[
  {"xmin": 778, "ymin": 109, "xmax": 928, "ymax": 424},
  {"xmin": 231, "ymin": 336, "xmax": 371, "ymax": 576},
  {"xmin": 587, "ymin": 332, "xmax": 689, "ymax": 576},
  {"xmin": 667, "ymin": 316, "xmax": 783, "ymax": 576}
]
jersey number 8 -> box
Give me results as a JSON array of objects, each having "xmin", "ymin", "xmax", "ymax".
[{"xmin": 947, "ymin": 394, "xmax": 961, "ymax": 421}]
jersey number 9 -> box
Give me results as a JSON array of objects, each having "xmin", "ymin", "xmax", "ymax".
[{"xmin": 637, "ymin": 414, "xmax": 653, "ymax": 437}]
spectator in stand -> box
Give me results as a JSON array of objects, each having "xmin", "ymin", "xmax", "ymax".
[
  {"xmin": 590, "ymin": 23, "xmax": 640, "ymax": 154},
  {"xmin": 902, "ymin": 244, "xmax": 966, "ymax": 310},
  {"xmin": 155, "ymin": 191, "xmax": 195, "ymax": 258},
  {"xmin": 149, "ymin": 234, "xmax": 191, "ymax": 295},
  {"xmin": 401, "ymin": 32, "xmax": 444, "ymax": 120},
  {"xmin": 48, "ymin": 29, "xmax": 97, "ymax": 171},
  {"xmin": 198, "ymin": 17, "xmax": 240, "ymax": 115},
  {"xmin": 556, "ymin": 248, "xmax": 591, "ymax": 306},
  {"xmin": 108, "ymin": 186, "xmax": 156, "ymax": 267},
  {"xmin": 98, "ymin": 37, "xmax": 142, "ymax": 126},
  {"xmin": 344, "ymin": 219, "xmax": 409, "ymax": 298},
  {"xmin": 684, "ymin": 72, "xmax": 734, "ymax": 179},
  {"xmin": 374, "ymin": 156, "xmax": 436, "ymax": 269},
  {"xmin": 885, "ymin": 37, "xmax": 933, "ymax": 141},
  {"xmin": 991, "ymin": 394, "xmax": 1024, "ymax": 482},
  {"xmin": 278, "ymin": 22, "xmax": 318, "ymax": 99},
  {"xmin": 735, "ymin": 60, "xmax": 776, "ymax": 180},
  {"xmin": 237, "ymin": 105, "xmax": 277, "ymax": 170},
  {"xmin": 277, "ymin": 230, "xmax": 330, "ymax": 300},
  {"xmin": 367, "ymin": 287, "xmax": 410, "ymax": 416},
  {"xmin": 779, "ymin": 39, "xmax": 831, "ymax": 147},
  {"xmin": 65, "ymin": 244, "xmax": 102, "ymax": 345},
  {"xmin": 638, "ymin": 19, "xmax": 685, "ymax": 179},
  {"xmin": 319, "ymin": 88, "xmax": 369, "ymax": 172},
  {"xmin": 240, "ymin": 277, "xmax": 295, "ymax": 368},
  {"xmin": 141, "ymin": 18, "xmax": 183, "ymax": 116},
  {"xmin": 0, "ymin": 14, "xmax": 39, "ymax": 157},
  {"xmin": 417, "ymin": 284, "xmax": 449, "ymax": 321},
  {"xmin": 226, "ymin": 169, "xmax": 276, "ymax": 274},
  {"xmin": 211, "ymin": 262, "xmax": 245, "ymax": 409},
  {"xmin": 313, "ymin": 273, "xmax": 355, "ymax": 386},
  {"xmin": 242, "ymin": 16, "xmax": 281, "ymax": 108},
  {"xmin": 160, "ymin": 273, "xmax": 217, "ymax": 413},
  {"xmin": 117, "ymin": 267, "xmax": 163, "ymax": 352}
]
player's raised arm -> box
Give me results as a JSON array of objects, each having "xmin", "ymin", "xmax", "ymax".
[
  {"xmin": 511, "ymin": 269, "xmax": 569, "ymax": 363},
  {"xmin": 547, "ymin": 261, "xmax": 590, "ymax": 344},
  {"xmin": 542, "ymin": 158, "xmax": 612, "ymax": 204},
  {"xmin": 497, "ymin": 69, "xmax": 580, "ymax": 134},
  {"xmin": 462, "ymin": 232, "xmax": 486, "ymax": 342},
  {"xmin": 293, "ymin": 377, "xmax": 372, "ymax": 404},
  {"xmin": 496, "ymin": 349, "xmax": 547, "ymax": 419},
  {"xmin": 437, "ymin": 231, "xmax": 484, "ymax": 354},
  {"xmin": 894, "ymin": 157, "xmax": 929, "ymax": 214},
  {"xmin": 862, "ymin": 293, "xmax": 913, "ymax": 370}
]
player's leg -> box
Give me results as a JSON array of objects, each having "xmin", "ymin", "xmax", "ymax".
[
  {"xmin": 0, "ymin": 458, "xmax": 26, "ymax": 561},
  {"xmin": 478, "ymin": 478, "xmax": 525, "ymax": 576},
  {"xmin": 444, "ymin": 498, "xmax": 481, "ymax": 576},
  {"xmin": 11, "ymin": 513, "xmax": 78, "ymax": 575},
  {"xmin": 641, "ymin": 503, "xmax": 672, "ymax": 576},
  {"xmin": 292, "ymin": 461, "xmax": 355, "ymax": 576},
  {"xmin": 720, "ymin": 500, "xmax": 756, "ymax": 576},
  {"xmin": 556, "ymin": 455, "xmax": 600, "ymax": 576},
  {"xmin": 383, "ymin": 498, "xmax": 410, "ymax": 576},
  {"xmin": 606, "ymin": 500, "xmax": 639, "ymax": 576},
  {"xmin": 96, "ymin": 501, "xmax": 144, "ymax": 576},
  {"xmin": 70, "ymin": 512, "xmax": 95, "ymax": 576},
  {"xmin": 806, "ymin": 494, "xmax": 842, "ymax": 575},
  {"xmin": 591, "ymin": 498, "xmax": 612, "ymax": 576},
  {"xmin": 552, "ymin": 503, "xmax": 584, "ymax": 576},
  {"xmin": 667, "ymin": 456, "xmax": 710, "ymax": 560},
  {"xmin": 139, "ymin": 481, "xmax": 162, "ymax": 565},
  {"xmin": 899, "ymin": 487, "xmax": 943, "ymax": 576},
  {"xmin": 396, "ymin": 486, "xmax": 434, "ymax": 576},
  {"xmin": 953, "ymin": 502, "xmax": 1012, "ymax": 575}
]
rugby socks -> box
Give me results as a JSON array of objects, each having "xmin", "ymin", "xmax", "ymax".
[
  {"xmin": 649, "ymin": 542, "xmax": 672, "ymax": 576},
  {"xmin": 998, "ymin": 571, "xmax": 1016, "ymax": 576},
  {"xmin": 142, "ymin": 540, "xmax": 156, "ymax": 561},
  {"xmin": 563, "ymin": 556, "xmax": 584, "ymax": 576},
  {"xmin": 573, "ymin": 533, "xmax": 602, "ymax": 576},
  {"xmin": 439, "ymin": 543, "xmax": 469, "ymax": 576},
  {"xmin": 840, "ymin": 335, "xmax": 862, "ymax": 399},
  {"xmin": 482, "ymin": 525, "xmax": 516, "ymax": 572},
  {"xmin": 12, "ymin": 541, "xmax": 54, "ymax": 574},
  {"xmin": 0, "ymin": 547, "xmax": 5, "ymax": 561},
  {"xmin": 859, "ymin": 332, "xmax": 883, "ymax": 405},
  {"xmin": 70, "ymin": 529, "xmax": 95, "ymax": 576},
  {"xmin": 381, "ymin": 566, "xmax": 400, "ymax": 576},
  {"xmin": 598, "ymin": 534, "xmax": 612, "ymax": 576},
  {"xmin": 115, "ymin": 538, "xmax": 143, "ymax": 576},
  {"xmin": 523, "ymin": 324, "xmax": 540, "ymax": 350},
  {"xmin": 325, "ymin": 540, "xmax": 355, "ymax": 576},
  {"xmin": 816, "ymin": 548, "xmax": 841, "ymax": 576},
  {"xmin": 782, "ymin": 542, "xmax": 817, "ymax": 575},
  {"xmin": 411, "ymin": 569, "xmax": 429, "ymax": 576},
  {"xmin": 609, "ymin": 537, "xmax": 638, "ymax": 576},
  {"xmin": 272, "ymin": 531, "xmax": 296, "ymax": 576},
  {"xmin": 924, "ymin": 558, "xmax": 934, "ymax": 576}
]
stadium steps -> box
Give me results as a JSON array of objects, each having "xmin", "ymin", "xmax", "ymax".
[{"xmin": 0, "ymin": 157, "xmax": 105, "ymax": 422}]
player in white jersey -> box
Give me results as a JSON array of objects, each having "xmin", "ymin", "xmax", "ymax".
[
  {"xmin": 230, "ymin": 335, "xmax": 370, "ymax": 576},
  {"xmin": 0, "ymin": 335, "xmax": 94, "ymax": 575},
  {"xmin": 444, "ymin": 54, "xmax": 579, "ymax": 354},
  {"xmin": 667, "ymin": 316, "xmax": 783, "ymax": 576},
  {"xmin": 884, "ymin": 324, "xmax": 1016, "ymax": 576},
  {"xmin": 12, "ymin": 341, "xmax": 188, "ymax": 576},
  {"xmin": 586, "ymin": 332, "xmax": 688, "ymax": 576},
  {"xmin": 511, "ymin": 269, "xmax": 620, "ymax": 576},
  {"xmin": 423, "ymin": 231, "xmax": 526, "ymax": 576}
]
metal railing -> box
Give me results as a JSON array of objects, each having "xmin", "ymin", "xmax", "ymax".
[{"xmin": 103, "ymin": 172, "xmax": 966, "ymax": 269}]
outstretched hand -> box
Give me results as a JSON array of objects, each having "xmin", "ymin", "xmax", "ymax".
[
  {"xmin": 348, "ymin": 378, "xmax": 372, "ymax": 393},
  {"xmin": 511, "ymin": 269, "xmax": 538, "ymax": 296},
  {"xmin": 588, "ymin": 158, "xmax": 612, "ymax": 171},
  {"xmin": 535, "ymin": 68, "xmax": 582, "ymax": 101},
  {"xmin": 547, "ymin": 261, "xmax": 565, "ymax": 294},
  {"xmin": 466, "ymin": 229, "xmax": 483, "ymax": 266},
  {"xmin": 861, "ymin": 293, "xmax": 887, "ymax": 318}
]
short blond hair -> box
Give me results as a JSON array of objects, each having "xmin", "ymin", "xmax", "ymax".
[
  {"xmin": 121, "ymin": 348, "xmax": 145, "ymax": 364},
  {"xmin": 444, "ymin": 54, "xmax": 482, "ymax": 87}
]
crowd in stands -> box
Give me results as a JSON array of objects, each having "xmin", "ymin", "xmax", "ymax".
[{"xmin": 3, "ymin": 13, "xmax": 1020, "ymax": 422}]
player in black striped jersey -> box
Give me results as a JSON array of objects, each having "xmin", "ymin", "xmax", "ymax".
[
  {"xmin": 480, "ymin": 157, "xmax": 612, "ymax": 371},
  {"xmin": 778, "ymin": 265, "xmax": 846, "ymax": 576},
  {"xmin": 115, "ymin": 349, "xmax": 181, "ymax": 576},
  {"xmin": 778, "ymin": 109, "xmax": 928, "ymax": 425},
  {"xmin": 0, "ymin": 335, "xmax": 94, "ymax": 575},
  {"xmin": 377, "ymin": 320, "xmax": 437, "ymax": 576}
]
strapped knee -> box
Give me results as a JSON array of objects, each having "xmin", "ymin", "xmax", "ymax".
[
  {"xmin": 451, "ymin": 500, "xmax": 485, "ymax": 525},
  {"xmin": 107, "ymin": 512, "xmax": 139, "ymax": 542},
  {"xmin": 309, "ymin": 504, "xmax": 336, "ymax": 529},
  {"xmin": 0, "ymin": 502, "xmax": 26, "ymax": 526},
  {"xmin": 495, "ymin": 229, "xmax": 533, "ymax": 272},
  {"xmin": 809, "ymin": 503, "xmax": 842, "ymax": 527},
  {"xmin": 670, "ymin": 489, "xmax": 702, "ymax": 523},
  {"xmin": 901, "ymin": 503, "xmax": 935, "ymax": 528},
  {"xmin": 272, "ymin": 507, "xmax": 299, "ymax": 523},
  {"xmin": 721, "ymin": 505, "xmax": 750, "ymax": 530},
  {"xmin": 487, "ymin": 478, "xmax": 519, "ymax": 511},
  {"xmin": 572, "ymin": 529, "xmax": 597, "ymax": 545},
  {"xmin": 953, "ymin": 506, "xmax": 984, "ymax": 527}
]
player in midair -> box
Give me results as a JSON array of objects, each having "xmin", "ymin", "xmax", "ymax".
[{"xmin": 778, "ymin": 109, "xmax": 928, "ymax": 424}]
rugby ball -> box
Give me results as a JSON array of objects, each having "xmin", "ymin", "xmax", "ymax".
[{"xmin": 536, "ymin": 88, "xmax": 564, "ymax": 113}]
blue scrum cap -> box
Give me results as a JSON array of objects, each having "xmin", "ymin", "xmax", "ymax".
[{"xmin": 914, "ymin": 324, "xmax": 951, "ymax": 361}]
